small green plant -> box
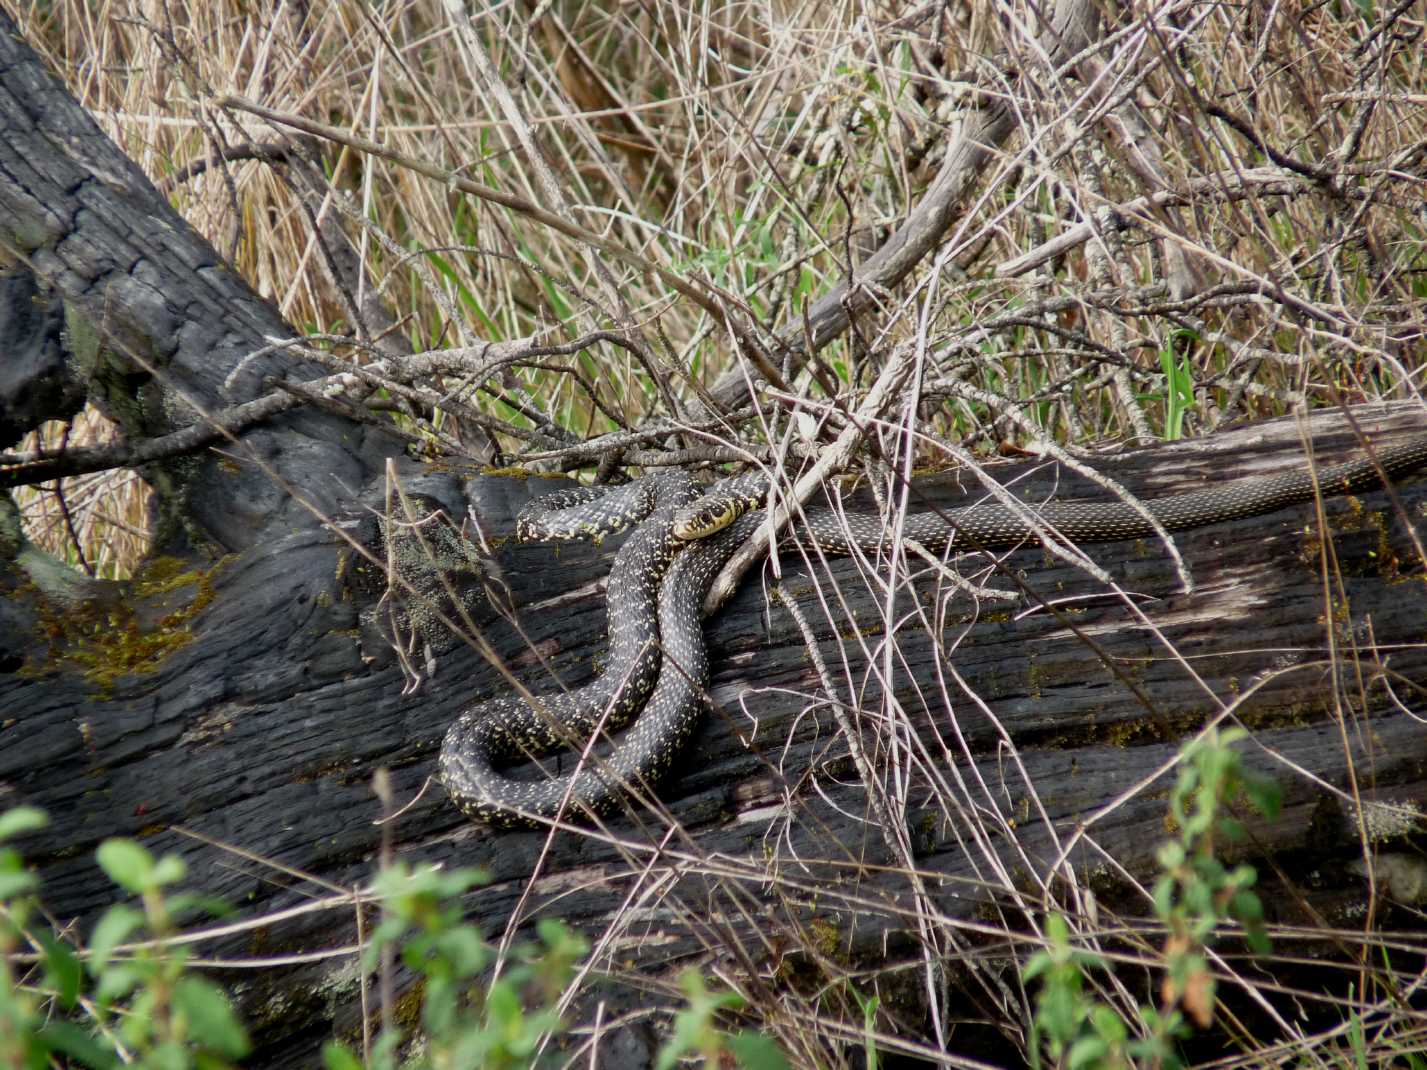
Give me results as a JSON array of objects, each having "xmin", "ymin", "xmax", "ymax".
[
  {"xmin": 1, "ymin": 806, "xmax": 97, "ymax": 1068},
  {"xmin": 323, "ymin": 861, "xmax": 589, "ymax": 1070},
  {"xmin": 849, "ymin": 986, "xmax": 882, "ymax": 1070},
  {"xmin": 1151, "ymin": 329, "xmax": 1199, "ymax": 441},
  {"xmin": 656, "ymin": 969, "xmax": 790, "ymax": 1070},
  {"xmin": 1155, "ymin": 726, "xmax": 1279, "ymax": 1027},
  {"xmin": 1, "ymin": 810, "xmax": 791, "ymax": 1069},
  {"xmin": 1024, "ymin": 913, "xmax": 1133, "ymax": 1070},
  {"xmin": 88, "ymin": 837, "xmax": 251, "ymax": 1067},
  {"xmin": 1025, "ymin": 727, "xmax": 1282, "ymax": 1069},
  {"xmin": 1, "ymin": 808, "xmax": 249, "ymax": 1069}
]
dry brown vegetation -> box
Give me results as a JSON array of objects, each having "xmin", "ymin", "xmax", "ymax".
[
  {"xmin": 8, "ymin": 0, "xmax": 1427, "ymax": 1065},
  {"xmin": 18, "ymin": 0, "xmax": 1425, "ymax": 576}
]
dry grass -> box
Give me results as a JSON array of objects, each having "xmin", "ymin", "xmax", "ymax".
[
  {"xmin": 12, "ymin": 411, "xmax": 153, "ymax": 579},
  {"xmin": 16, "ymin": 1, "xmax": 1427, "ymax": 438},
  {"xmin": 10, "ymin": 0, "xmax": 1427, "ymax": 1065},
  {"xmin": 14, "ymin": 0, "xmax": 1427, "ymax": 577}
]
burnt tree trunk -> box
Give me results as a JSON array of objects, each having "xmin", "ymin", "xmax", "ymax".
[{"xmin": 2, "ymin": 15, "xmax": 1425, "ymax": 1066}]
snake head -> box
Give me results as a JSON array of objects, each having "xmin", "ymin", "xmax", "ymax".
[
  {"xmin": 673, "ymin": 473, "xmax": 769, "ymax": 540},
  {"xmin": 672, "ymin": 499, "xmax": 742, "ymax": 540}
]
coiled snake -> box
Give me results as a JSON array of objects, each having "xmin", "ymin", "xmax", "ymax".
[{"xmin": 440, "ymin": 436, "xmax": 1427, "ymax": 828}]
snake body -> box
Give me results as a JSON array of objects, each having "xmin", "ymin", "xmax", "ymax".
[
  {"xmin": 439, "ymin": 472, "xmax": 699, "ymax": 827},
  {"xmin": 441, "ymin": 435, "xmax": 1427, "ymax": 828},
  {"xmin": 672, "ymin": 439, "xmax": 1427, "ymax": 551}
]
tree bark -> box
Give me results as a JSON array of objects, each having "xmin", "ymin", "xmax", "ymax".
[{"xmin": 2, "ymin": 13, "xmax": 1425, "ymax": 1066}]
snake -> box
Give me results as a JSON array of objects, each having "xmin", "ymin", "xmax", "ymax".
[
  {"xmin": 440, "ymin": 434, "xmax": 1427, "ymax": 828},
  {"xmin": 439, "ymin": 471, "xmax": 701, "ymax": 827}
]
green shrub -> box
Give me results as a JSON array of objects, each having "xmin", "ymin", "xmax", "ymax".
[
  {"xmin": 1025, "ymin": 728, "xmax": 1282, "ymax": 1069},
  {"xmin": 0, "ymin": 810, "xmax": 787, "ymax": 1069}
]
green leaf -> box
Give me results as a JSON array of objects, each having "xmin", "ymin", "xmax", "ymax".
[
  {"xmin": 1228, "ymin": 864, "xmax": 1259, "ymax": 891},
  {"xmin": 1244, "ymin": 924, "xmax": 1272, "ymax": 956},
  {"xmin": 484, "ymin": 978, "xmax": 522, "ymax": 1029},
  {"xmin": 152, "ymin": 855, "xmax": 187, "ymax": 887},
  {"xmin": 536, "ymin": 917, "xmax": 587, "ymax": 958},
  {"xmin": 856, "ymin": 990, "xmax": 881, "ymax": 1070},
  {"xmin": 363, "ymin": 917, "xmax": 409, "ymax": 969},
  {"xmin": 436, "ymin": 866, "xmax": 489, "ymax": 897},
  {"xmin": 371, "ymin": 861, "xmax": 437, "ymax": 900},
  {"xmin": 1183, "ymin": 809, "xmax": 1214, "ymax": 839},
  {"xmin": 147, "ymin": 1039, "xmax": 188, "ymax": 1070},
  {"xmin": 322, "ymin": 1042, "xmax": 366, "ymax": 1070},
  {"xmin": 1157, "ymin": 841, "xmax": 1185, "ymax": 869},
  {"xmin": 95, "ymin": 963, "xmax": 142, "ymax": 1003},
  {"xmin": 1067, "ymin": 1035, "xmax": 1108, "ymax": 1070},
  {"xmin": 38, "ymin": 929, "xmax": 83, "ymax": 1009},
  {"xmin": 421, "ymin": 974, "xmax": 459, "ymax": 1036},
  {"xmin": 37, "ymin": 1020, "xmax": 118, "ymax": 1069},
  {"xmin": 96, "ymin": 840, "xmax": 155, "ymax": 893},
  {"xmin": 1089, "ymin": 1004, "xmax": 1128, "ymax": 1043},
  {"xmin": 1036, "ymin": 980, "xmax": 1081, "ymax": 1046},
  {"xmin": 727, "ymin": 1031, "xmax": 791, "ymax": 1069},
  {"xmin": 89, "ymin": 905, "xmax": 144, "ymax": 975},
  {"xmin": 0, "ymin": 869, "xmax": 39, "ymax": 900},
  {"xmin": 678, "ymin": 968, "xmax": 745, "ymax": 1013},
  {"xmin": 120, "ymin": 984, "xmax": 158, "ymax": 1046},
  {"xmin": 505, "ymin": 1011, "xmax": 554, "ymax": 1058},
  {"xmin": 434, "ymin": 926, "xmax": 487, "ymax": 976},
  {"xmin": 1023, "ymin": 950, "xmax": 1052, "ymax": 981},
  {"xmin": 0, "ymin": 806, "xmax": 48, "ymax": 841},
  {"xmin": 654, "ymin": 1024, "xmax": 697, "ymax": 1070},
  {"xmin": 173, "ymin": 976, "xmax": 250, "ymax": 1058},
  {"xmin": 658, "ymin": 971, "xmax": 735, "ymax": 1070},
  {"xmin": 1244, "ymin": 776, "xmax": 1282, "ymax": 820},
  {"xmin": 1044, "ymin": 913, "xmax": 1070, "ymax": 946}
]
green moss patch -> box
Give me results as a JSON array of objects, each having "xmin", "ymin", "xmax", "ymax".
[{"xmin": 26, "ymin": 555, "xmax": 228, "ymax": 696}]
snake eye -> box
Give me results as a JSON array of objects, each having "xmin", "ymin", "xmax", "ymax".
[
  {"xmin": 675, "ymin": 504, "xmax": 727, "ymax": 540},
  {"xmin": 674, "ymin": 483, "xmax": 764, "ymax": 540}
]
